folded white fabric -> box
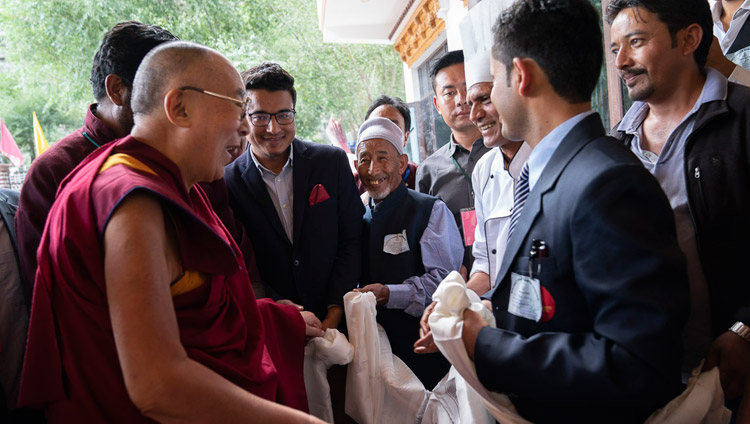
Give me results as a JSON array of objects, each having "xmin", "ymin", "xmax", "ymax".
[
  {"xmin": 344, "ymin": 291, "xmax": 428, "ymax": 424},
  {"xmin": 419, "ymin": 371, "xmax": 458, "ymax": 423},
  {"xmin": 428, "ymin": 271, "xmax": 531, "ymax": 424},
  {"xmin": 644, "ymin": 361, "xmax": 731, "ymax": 424},
  {"xmin": 304, "ymin": 328, "xmax": 354, "ymax": 422},
  {"xmin": 421, "ymin": 366, "xmax": 498, "ymax": 424}
]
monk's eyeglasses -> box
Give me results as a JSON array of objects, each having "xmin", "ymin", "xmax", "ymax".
[{"xmin": 179, "ymin": 86, "xmax": 251, "ymax": 120}]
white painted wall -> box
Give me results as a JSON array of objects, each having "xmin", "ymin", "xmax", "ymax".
[
  {"xmin": 402, "ymin": 0, "xmax": 467, "ymax": 102},
  {"xmin": 439, "ymin": 0, "xmax": 469, "ymax": 51}
]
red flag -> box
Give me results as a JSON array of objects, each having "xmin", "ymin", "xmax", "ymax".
[{"xmin": 0, "ymin": 120, "xmax": 24, "ymax": 167}]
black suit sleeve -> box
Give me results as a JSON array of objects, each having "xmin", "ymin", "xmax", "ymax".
[
  {"xmin": 474, "ymin": 165, "xmax": 688, "ymax": 409},
  {"xmin": 326, "ymin": 149, "xmax": 364, "ymax": 306}
]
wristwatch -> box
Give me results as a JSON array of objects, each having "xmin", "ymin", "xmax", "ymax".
[{"xmin": 729, "ymin": 321, "xmax": 750, "ymax": 343}]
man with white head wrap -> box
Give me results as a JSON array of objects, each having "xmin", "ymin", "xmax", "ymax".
[
  {"xmin": 353, "ymin": 117, "xmax": 463, "ymax": 389},
  {"xmin": 459, "ymin": 0, "xmax": 532, "ymax": 296}
]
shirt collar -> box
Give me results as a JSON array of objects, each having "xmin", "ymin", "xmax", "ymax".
[
  {"xmin": 249, "ymin": 144, "xmax": 294, "ymax": 175},
  {"xmin": 84, "ymin": 103, "xmax": 120, "ymax": 147},
  {"xmin": 618, "ymin": 67, "xmax": 728, "ymax": 135},
  {"xmin": 711, "ymin": 0, "xmax": 750, "ymax": 15},
  {"xmin": 711, "ymin": 1, "xmax": 723, "ymax": 26},
  {"xmin": 447, "ymin": 134, "xmax": 482, "ymax": 156},
  {"xmin": 507, "ymin": 142, "xmax": 532, "ymax": 179},
  {"xmin": 712, "ymin": 0, "xmax": 750, "ymax": 15},
  {"xmin": 711, "ymin": 1, "xmax": 750, "ymax": 37},
  {"xmin": 527, "ymin": 110, "xmax": 595, "ymax": 191}
]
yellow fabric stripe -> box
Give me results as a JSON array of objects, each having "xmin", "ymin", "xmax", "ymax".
[
  {"xmin": 170, "ymin": 270, "xmax": 209, "ymax": 296},
  {"xmin": 98, "ymin": 153, "xmax": 158, "ymax": 176},
  {"xmin": 97, "ymin": 153, "xmax": 204, "ymax": 296}
]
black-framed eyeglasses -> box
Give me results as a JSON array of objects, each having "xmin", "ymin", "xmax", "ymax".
[
  {"xmin": 180, "ymin": 86, "xmax": 251, "ymax": 120},
  {"xmin": 248, "ymin": 110, "xmax": 296, "ymax": 127}
]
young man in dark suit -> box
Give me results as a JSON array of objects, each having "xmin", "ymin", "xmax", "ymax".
[
  {"xmin": 224, "ymin": 63, "xmax": 364, "ymax": 330},
  {"xmin": 420, "ymin": 0, "xmax": 689, "ymax": 422}
]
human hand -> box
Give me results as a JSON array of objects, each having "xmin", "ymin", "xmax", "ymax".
[
  {"xmin": 737, "ymin": 373, "xmax": 750, "ymax": 424},
  {"xmin": 321, "ymin": 305, "xmax": 343, "ymax": 331},
  {"xmin": 462, "ymin": 308, "xmax": 489, "ymax": 361},
  {"xmin": 460, "ymin": 265, "xmax": 468, "ymax": 281},
  {"xmin": 702, "ymin": 330, "xmax": 750, "ymax": 400},
  {"xmin": 301, "ymin": 311, "xmax": 324, "ymax": 338},
  {"xmin": 482, "ymin": 299, "xmax": 492, "ymax": 312},
  {"xmin": 277, "ymin": 299, "xmax": 304, "ymax": 311},
  {"xmin": 326, "ymin": 117, "xmax": 349, "ymax": 152},
  {"xmin": 465, "ymin": 271, "xmax": 491, "ymax": 297},
  {"xmin": 414, "ymin": 301, "xmax": 439, "ymax": 354},
  {"xmin": 354, "ymin": 284, "xmax": 390, "ymax": 305}
]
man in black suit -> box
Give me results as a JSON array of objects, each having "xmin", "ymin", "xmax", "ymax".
[
  {"xmin": 426, "ymin": 0, "xmax": 689, "ymax": 422},
  {"xmin": 225, "ymin": 63, "xmax": 364, "ymax": 330}
]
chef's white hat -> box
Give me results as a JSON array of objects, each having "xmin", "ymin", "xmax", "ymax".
[{"xmin": 459, "ymin": 0, "xmax": 517, "ymax": 89}]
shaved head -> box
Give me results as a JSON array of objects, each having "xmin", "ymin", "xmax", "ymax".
[
  {"xmin": 128, "ymin": 41, "xmax": 250, "ymax": 188},
  {"xmin": 131, "ymin": 41, "xmax": 222, "ymax": 116}
]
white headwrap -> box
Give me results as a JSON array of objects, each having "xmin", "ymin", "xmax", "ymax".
[{"xmin": 357, "ymin": 117, "xmax": 404, "ymax": 155}]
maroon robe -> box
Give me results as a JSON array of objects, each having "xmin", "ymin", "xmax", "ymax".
[
  {"xmin": 16, "ymin": 103, "xmax": 265, "ymax": 307},
  {"xmin": 15, "ymin": 104, "xmax": 117, "ymax": 304},
  {"xmin": 18, "ymin": 136, "xmax": 307, "ymax": 422}
]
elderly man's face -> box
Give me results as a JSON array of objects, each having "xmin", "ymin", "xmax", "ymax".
[
  {"xmin": 226, "ymin": 137, "xmax": 247, "ymax": 164},
  {"xmin": 356, "ymin": 138, "xmax": 407, "ymax": 202},
  {"xmin": 184, "ymin": 57, "xmax": 251, "ymax": 183}
]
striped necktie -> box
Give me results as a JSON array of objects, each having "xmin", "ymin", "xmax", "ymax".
[{"xmin": 508, "ymin": 163, "xmax": 530, "ymax": 240}]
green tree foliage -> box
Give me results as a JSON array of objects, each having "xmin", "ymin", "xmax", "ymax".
[{"xmin": 0, "ymin": 0, "xmax": 404, "ymax": 156}]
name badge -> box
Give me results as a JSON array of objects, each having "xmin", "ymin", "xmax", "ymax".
[
  {"xmin": 460, "ymin": 207, "xmax": 477, "ymax": 246},
  {"xmin": 383, "ymin": 230, "xmax": 410, "ymax": 255},
  {"xmin": 508, "ymin": 272, "xmax": 542, "ymax": 322}
]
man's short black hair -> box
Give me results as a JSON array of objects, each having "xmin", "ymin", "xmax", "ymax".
[
  {"xmin": 430, "ymin": 50, "xmax": 464, "ymax": 93},
  {"xmin": 90, "ymin": 21, "xmax": 177, "ymax": 101},
  {"xmin": 492, "ymin": 0, "xmax": 603, "ymax": 104},
  {"xmin": 365, "ymin": 95, "xmax": 411, "ymax": 133},
  {"xmin": 241, "ymin": 62, "xmax": 297, "ymax": 107},
  {"xmin": 606, "ymin": 0, "xmax": 712, "ymax": 72}
]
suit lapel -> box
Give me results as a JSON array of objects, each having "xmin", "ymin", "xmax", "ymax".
[
  {"xmin": 240, "ymin": 154, "xmax": 289, "ymax": 242},
  {"xmin": 292, "ymin": 139, "xmax": 309, "ymax": 245},
  {"xmin": 492, "ymin": 114, "xmax": 605, "ymax": 292}
]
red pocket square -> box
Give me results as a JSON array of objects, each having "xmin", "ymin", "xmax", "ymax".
[{"xmin": 308, "ymin": 183, "xmax": 330, "ymax": 206}]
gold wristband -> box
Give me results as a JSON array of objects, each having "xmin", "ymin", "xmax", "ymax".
[{"xmin": 729, "ymin": 321, "xmax": 750, "ymax": 343}]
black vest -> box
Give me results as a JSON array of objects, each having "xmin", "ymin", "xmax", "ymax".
[
  {"xmin": 361, "ymin": 183, "xmax": 449, "ymax": 389},
  {"xmin": 728, "ymin": 16, "xmax": 750, "ymax": 54},
  {"xmin": 361, "ymin": 183, "xmax": 435, "ymax": 285}
]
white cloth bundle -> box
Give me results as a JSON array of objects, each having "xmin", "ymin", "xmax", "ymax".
[
  {"xmin": 343, "ymin": 291, "xmax": 428, "ymax": 424},
  {"xmin": 304, "ymin": 328, "xmax": 355, "ymax": 422},
  {"xmin": 430, "ymin": 271, "xmax": 732, "ymax": 424},
  {"xmin": 421, "ymin": 366, "xmax": 500, "ymax": 424},
  {"xmin": 428, "ymin": 271, "xmax": 530, "ymax": 424},
  {"xmin": 645, "ymin": 361, "xmax": 731, "ymax": 424},
  {"xmin": 419, "ymin": 370, "xmax": 459, "ymax": 423}
]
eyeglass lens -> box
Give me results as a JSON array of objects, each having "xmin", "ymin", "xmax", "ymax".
[{"xmin": 250, "ymin": 111, "xmax": 295, "ymax": 126}]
